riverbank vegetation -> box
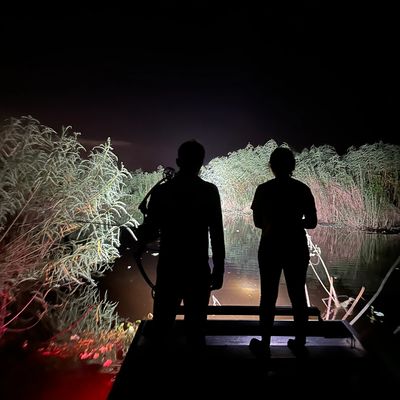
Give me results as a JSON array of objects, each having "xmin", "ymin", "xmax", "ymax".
[
  {"xmin": 0, "ymin": 117, "xmax": 138, "ymax": 370},
  {"xmin": 1, "ymin": 116, "xmax": 399, "ymax": 375},
  {"xmin": 129, "ymin": 140, "xmax": 400, "ymax": 231}
]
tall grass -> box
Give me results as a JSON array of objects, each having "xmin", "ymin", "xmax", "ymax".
[
  {"xmin": 127, "ymin": 140, "xmax": 399, "ymax": 229},
  {"xmin": 343, "ymin": 143, "xmax": 400, "ymax": 229},
  {"xmin": 294, "ymin": 142, "xmax": 400, "ymax": 230},
  {"xmin": 201, "ymin": 141, "xmax": 277, "ymax": 213},
  {"xmin": 198, "ymin": 140, "xmax": 399, "ymax": 230},
  {"xmin": 123, "ymin": 168, "xmax": 163, "ymax": 222},
  {"xmin": 0, "ymin": 116, "xmax": 137, "ymax": 364}
]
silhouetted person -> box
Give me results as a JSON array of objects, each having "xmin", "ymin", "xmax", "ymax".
[
  {"xmin": 146, "ymin": 140, "xmax": 225, "ymax": 350},
  {"xmin": 249, "ymin": 146, "xmax": 317, "ymax": 358}
]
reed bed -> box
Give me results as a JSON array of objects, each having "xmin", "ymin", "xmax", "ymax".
[
  {"xmin": 197, "ymin": 140, "xmax": 399, "ymax": 230},
  {"xmin": 0, "ymin": 117, "xmax": 137, "ymax": 366},
  {"xmin": 1, "ymin": 116, "xmax": 398, "ymax": 368}
]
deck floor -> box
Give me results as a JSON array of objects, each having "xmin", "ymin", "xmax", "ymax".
[{"xmin": 108, "ymin": 318, "xmax": 395, "ymax": 398}]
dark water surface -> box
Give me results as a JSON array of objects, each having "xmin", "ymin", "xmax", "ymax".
[{"xmin": 99, "ymin": 215, "xmax": 400, "ymax": 325}]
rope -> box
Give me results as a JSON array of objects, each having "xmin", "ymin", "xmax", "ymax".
[{"xmin": 307, "ymin": 233, "xmax": 340, "ymax": 307}]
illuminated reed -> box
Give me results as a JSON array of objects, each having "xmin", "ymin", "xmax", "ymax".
[
  {"xmin": 199, "ymin": 140, "xmax": 400, "ymax": 230},
  {"xmin": 0, "ymin": 116, "xmax": 137, "ymax": 364}
]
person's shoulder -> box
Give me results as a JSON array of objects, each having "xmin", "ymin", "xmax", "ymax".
[
  {"xmin": 199, "ymin": 178, "xmax": 223, "ymax": 200},
  {"xmin": 152, "ymin": 178, "xmax": 173, "ymax": 196},
  {"xmin": 291, "ymin": 177, "xmax": 312, "ymax": 191},
  {"xmin": 291, "ymin": 177, "xmax": 305, "ymax": 184},
  {"xmin": 252, "ymin": 180, "xmax": 273, "ymax": 198},
  {"xmin": 257, "ymin": 179, "xmax": 274, "ymax": 190},
  {"xmin": 292, "ymin": 177, "xmax": 307, "ymax": 184},
  {"xmin": 200, "ymin": 177, "xmax": 219, "ymax": 191}
]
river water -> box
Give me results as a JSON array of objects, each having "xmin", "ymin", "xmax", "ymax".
[{"xmin": 100, "ymin": 215, "xmax": 400, "ymax": 325}]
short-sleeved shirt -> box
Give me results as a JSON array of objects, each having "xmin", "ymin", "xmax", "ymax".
[
  {"xmin": 251, "ymin": 177, "xmax": 317, "ymax": 251},
  {"xmin": 147, "ymin": 173, "xmax": 225, "ymax": 277}
]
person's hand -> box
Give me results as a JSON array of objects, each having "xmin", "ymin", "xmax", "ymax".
[{"xmin": 210, "ymin": 271, "xmax": 224, "ymax": 290}]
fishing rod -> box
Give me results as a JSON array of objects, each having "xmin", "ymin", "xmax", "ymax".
[{"xmin": 130, "ymin": 166, "xmax": 176, "ymax": 297}]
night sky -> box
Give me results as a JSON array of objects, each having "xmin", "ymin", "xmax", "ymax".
[{"xmin": 1, "ymin": 3, "xmax": 397, "ymax": 171}]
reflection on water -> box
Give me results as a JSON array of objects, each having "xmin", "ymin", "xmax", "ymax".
[{"xmin": 100, "ymin": 215, "xmax": 400, "ymax": 323}]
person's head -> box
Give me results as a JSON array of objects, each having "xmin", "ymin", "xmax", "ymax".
[
  {"xmin": 176, "ymin": 140, "xmax": 205, "ymax": 175},
  {"xmin": 269, "ymin": 147, "xmax": 295, "ymax": 177}
]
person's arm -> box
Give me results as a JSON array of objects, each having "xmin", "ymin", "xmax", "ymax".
[
  {"xmin": 303, "ymin": 186, "xmax": 318, "ymax": 229},
  {"xmin": 209, "ymin": 187, "xmax": 225, "ymax": 290}
]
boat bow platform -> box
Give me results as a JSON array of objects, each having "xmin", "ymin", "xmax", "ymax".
[{"xmin": 108, "ymin": 306, "xmax": 394, "ymax": 397}]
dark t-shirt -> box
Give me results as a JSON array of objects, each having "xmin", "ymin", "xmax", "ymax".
[
  {"xmin": 146, "ymin": 173, "xmax": 225, "ymax": 278},
  {"xmin": 251, "ymin": 177, "xmax": 317, "ymax": 251}
]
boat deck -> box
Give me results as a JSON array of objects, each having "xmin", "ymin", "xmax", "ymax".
[{"xmin": 108, "ymin": 306, "xmax": 392, "ymax": 398}]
